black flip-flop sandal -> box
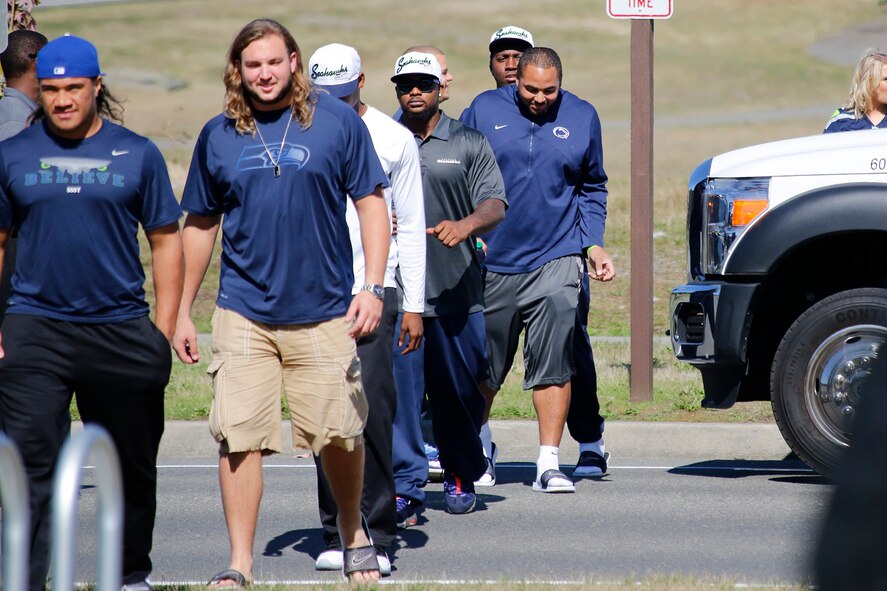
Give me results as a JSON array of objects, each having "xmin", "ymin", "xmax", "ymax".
[
  {"xmin": 339, "ymin": 514, "xmax": 380, "ymax": 581},
  {"xmin": 532, "ymin": 468, "xmax": 576, "ymax": 493},
  {"xmin": 343, "ymin": 544, "xmax": 380, "ymax": 578},
  {"xmin": 207, "ymin": 568, "xmax": 249, "ymax": 588}
]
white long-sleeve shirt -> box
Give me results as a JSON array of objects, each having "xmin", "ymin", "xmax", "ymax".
[{"xmin": 347, "ymin": 105, "xmax": 426, "ymax": 313}]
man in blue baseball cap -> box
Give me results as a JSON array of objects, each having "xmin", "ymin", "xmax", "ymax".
[{"xmin": 0, "ymin": 34, "xmax": 184, "ymax": 591}]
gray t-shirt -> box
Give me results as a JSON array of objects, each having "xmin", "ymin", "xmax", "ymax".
[
  {"xmin": 0, "ymin": 88, "xmax": 37, "ymax": 142},
  {"xmin": 405, "ymin": 111, "xmax": 506, "ymax": 317}
]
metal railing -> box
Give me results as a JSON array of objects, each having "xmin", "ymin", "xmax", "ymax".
[
  {"xmin": 51, "ymin": 425, "xmax": 123, "ymax": 591},
  {"xmin": 0, "ymin": 433, "xmax": 30, "ymax": 591}
]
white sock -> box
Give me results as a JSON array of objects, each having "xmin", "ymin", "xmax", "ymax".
[
  {"xmin": 579, "ymin": 437, "xmax": 606, "ymax": 457},
  {"xmin": 536, "ymin": 445, "xmax": 560, "ymax": 479},
  {"xmin": 480, "ymin": 422, "xmax": 493, "ymax": 459}
]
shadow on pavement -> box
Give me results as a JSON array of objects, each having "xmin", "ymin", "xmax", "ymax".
[
  {"xmin": 262, "ymin": 527, "xmax": 325, "ymax": 561},
  {"xmin": 668, "ymin": 458, "xmax": 824, "ymax": 482}
]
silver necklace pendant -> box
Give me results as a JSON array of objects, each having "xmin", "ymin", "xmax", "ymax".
[{"xmin": 255, "ymin": 114, "xmax": 293, "ymax": 180}]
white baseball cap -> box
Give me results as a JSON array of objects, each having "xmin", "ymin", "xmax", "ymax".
[
  {"xmin": 390, "ymin": 51, "xmax": 442, "ymax": 83},
  {"xmin": 489, "ymin": 25, "xmax": 534, "ymax": 54},
  {"xmin": 308, "ymin": 43, "xmax": 361, "ymax": 98}
]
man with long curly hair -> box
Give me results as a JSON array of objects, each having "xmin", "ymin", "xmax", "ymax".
[{"xmin": 173, "ymin": 19, "xmax": 389, "ymax": 585}]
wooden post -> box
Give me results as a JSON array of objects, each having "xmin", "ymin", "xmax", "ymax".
[{"xmin": 630, "ymin": 19, "xmax": 654, "ymax": 402}]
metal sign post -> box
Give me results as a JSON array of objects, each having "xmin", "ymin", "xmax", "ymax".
[
  {"xmin": 629, "ymin": 19, "xmax": 654, "ymax": 402},
  {"xmin": 608, "ymin": 0, "xmax": 673, "ymax": 402}
]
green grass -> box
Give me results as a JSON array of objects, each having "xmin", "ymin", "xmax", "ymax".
[{"xmin": 156, "ymin": 339, "xmax": 772, "ymax": 423}]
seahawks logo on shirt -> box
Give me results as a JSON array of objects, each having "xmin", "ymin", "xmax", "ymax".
[
  {"xmin": 236, "ymin": 143, "xmax": 311, "ymax": 173},
  {"xmin": 40, "ymin": 157, "xmax": 111, "ymax": 175},
  {"xmin": 24, "ymin": 157, "xmax": 125, "ymax": 191}
]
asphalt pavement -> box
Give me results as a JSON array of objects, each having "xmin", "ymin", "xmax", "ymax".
[
  {"xmin": 142, "ymin": 418, "xmax": 794, "ymax": 463},
  {"xmin": 58, "ymin": 419, "xmax": 831, "ymax": 586}
]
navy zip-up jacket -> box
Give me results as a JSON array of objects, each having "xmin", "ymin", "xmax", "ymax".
[{"xmin": 460, "ymin": 84, "xmax": 608, "ymax": 274}]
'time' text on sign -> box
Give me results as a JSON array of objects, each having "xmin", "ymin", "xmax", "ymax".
[{"xmin": 607, "ymin": 0, "xmax": 674, "ymax": 19}]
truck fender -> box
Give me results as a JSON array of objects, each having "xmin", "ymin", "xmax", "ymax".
[{"xmin": 725, "ymin": 183, "xmax": 887, "ymax": 274}]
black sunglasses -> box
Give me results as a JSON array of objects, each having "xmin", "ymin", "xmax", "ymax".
[{"xmin": 395, "ymin": 78, "xmax": 439, "ymax": 94}]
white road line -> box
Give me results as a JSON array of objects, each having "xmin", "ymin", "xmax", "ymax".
[
  {"xmin": 145, "ymin": 580, "xmax": 793, "ymax": 588},
  {"xmin": 79, "ymin": 464, "xmax": 814, "ymax": 473}
]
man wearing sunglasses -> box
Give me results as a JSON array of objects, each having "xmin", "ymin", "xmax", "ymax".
[
  {"xmin": 389, "ymin": 46, "xmax": 451, "ymax": 503},
  {"xmin": 392, "ymin": 51, "xmax": 507, "ymax": 515}
]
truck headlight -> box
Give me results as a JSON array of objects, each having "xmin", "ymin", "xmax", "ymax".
[{"xmin": 702, "ymin": 178, "xmax": 770, "ymax": 275}]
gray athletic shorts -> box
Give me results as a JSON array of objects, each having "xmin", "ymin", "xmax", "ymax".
[{"xmin": 483, "ymin": 255, "xmax": 583, "ymax": 391}]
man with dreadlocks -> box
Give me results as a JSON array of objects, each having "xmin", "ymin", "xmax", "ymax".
[
  {"xmin": 0, "ymin": 34, "xmax": 184, "ymax": 591},
  {"xmin": 174, "ymin": 19, "xmax": 390, "ymax": 585}
]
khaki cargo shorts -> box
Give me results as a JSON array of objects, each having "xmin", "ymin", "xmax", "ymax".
[{"xmin": 206, "ymin": 307, "xmax": 368, "ymax": 455}]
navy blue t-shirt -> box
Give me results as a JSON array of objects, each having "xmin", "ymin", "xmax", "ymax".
[
  {"xmin": 181, "ymin": 95, "xmax": 389, "ymax": 325},
  {"xmin": 0, "ymin": 120, "xmax": 182, "ymax": 322}
]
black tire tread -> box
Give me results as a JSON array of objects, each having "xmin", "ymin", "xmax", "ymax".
[{"xmin": 770, "ymin": 287, "xmax": 887, "ymax": 479}]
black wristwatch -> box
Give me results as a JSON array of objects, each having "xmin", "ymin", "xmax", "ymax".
[{"xmin": 360, "ymin": 283, "xmax": 385, "ymax": 300}]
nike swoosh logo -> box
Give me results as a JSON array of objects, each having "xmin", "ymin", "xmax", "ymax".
[
  {"xmin": 349, "ymin": 553, "xmax": 373, "ymax": 567},
  {"xmin": 111, "ymin": 150, "xmax": 129, "ymax": 156},
  {"xmin": 494, "ymin": 124, "xmax": 507, "ymax": 130}
]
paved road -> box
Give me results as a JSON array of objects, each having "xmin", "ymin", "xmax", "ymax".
[{"xmin": 62, "ymin": 420, "xmax": 830, "ymax": 585}]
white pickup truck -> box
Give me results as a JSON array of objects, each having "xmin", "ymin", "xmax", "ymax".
[{"xmin": 669, "ymin": 128, "xmax": 887, "ymax": 478}]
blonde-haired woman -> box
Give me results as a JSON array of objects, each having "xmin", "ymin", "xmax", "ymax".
[{"xmin": 824, "ymin": 49, "xmax": 887, "ymax": 132}]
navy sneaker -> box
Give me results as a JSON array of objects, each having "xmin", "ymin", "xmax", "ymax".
[
  {"xmin": 396, "ymin": 495, "xmax": 419, "ymax": 528},
  {"xmin": 443, "ymin": 475, "xmax": 476, "ymax": 514}
]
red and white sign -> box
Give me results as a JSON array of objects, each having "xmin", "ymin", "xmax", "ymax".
[{"xmin": 607, "ymin": 0, "xmax": 673, "ymax": 19}]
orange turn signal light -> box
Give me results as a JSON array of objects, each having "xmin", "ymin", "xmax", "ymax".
[{"xmin": 731, "ymin": 199, "xmax": 768, "ymax": 226}]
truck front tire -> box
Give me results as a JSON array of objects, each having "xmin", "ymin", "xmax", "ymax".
[{"xmin": 770, "ymin": 288, "xmax": 887, "ymax": 479}]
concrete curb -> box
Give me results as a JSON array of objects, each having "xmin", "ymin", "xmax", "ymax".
[{"xmin": 75, "ymin": 419, "xmax": 792, "ymax": 462}]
